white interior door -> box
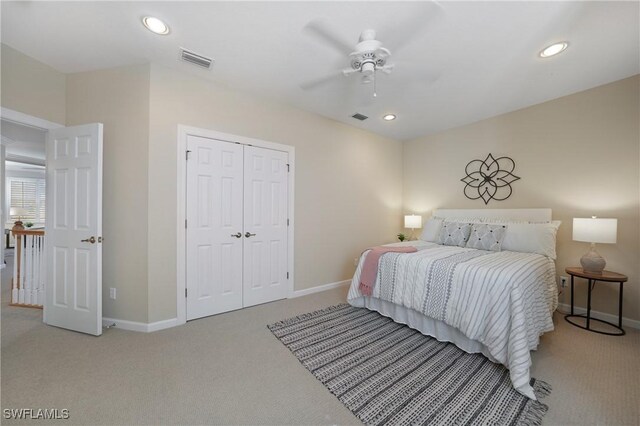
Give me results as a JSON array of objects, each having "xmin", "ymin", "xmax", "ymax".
[
  {"xmin": 45, "ymin": 123, "xmax": 103, "ymax": 336},
  {"xmin": 186, "ymin": 136, "xmax": 243, "ymax": 320},
  {"xmin": 243, "ymin": 146, "xmax": 289, "ymax": 307}
]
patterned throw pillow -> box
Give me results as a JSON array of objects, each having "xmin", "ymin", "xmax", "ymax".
[
  {"xmin": 466, "ymin": 223, "xmax": 507, "ymax": 251},
  {"xmin": 438, "ymin": 222, "xmax": 473, "ymax": 247}
]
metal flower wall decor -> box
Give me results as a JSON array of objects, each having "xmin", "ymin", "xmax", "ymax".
[{"xmin": 461, "ymin": 154, "xmax": 520, "ymax": 204}]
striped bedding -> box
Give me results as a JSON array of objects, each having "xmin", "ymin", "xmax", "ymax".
[{"xmin": 347, "ymin": 241, "xmax": 557, "ymax": 399}]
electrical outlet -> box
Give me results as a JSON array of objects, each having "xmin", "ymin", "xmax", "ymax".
[
  {"xmin": 560, "ymin": 276, "xmax": 568, "ymax": 288},
  {"xmin": 109, "ymin": 287, "xmax": 117, "ymax": 299}
]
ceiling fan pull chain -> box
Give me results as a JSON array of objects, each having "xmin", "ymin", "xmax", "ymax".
[{"xmin": 373, "ymin": 70, "xmax": 377, "ymax": 98}]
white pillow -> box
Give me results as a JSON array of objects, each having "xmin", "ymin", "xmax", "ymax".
[
  {"xmin": 479, "ymin": 218, "xmax": 538, "ymax": 224},
  {"xmin": 479, "ymin": 218, "xmax": 550, "ymax": 224},
  {"xmin": 501, "ymin": 221, "xmax": 561, "ymax": 259},
  {"xmin": 420, "ymin": 218, "xmax": 443, "ymax": 242},
  {"xmin": 434, "ymin": 216, "xmax": 483, "ymax": 223}
]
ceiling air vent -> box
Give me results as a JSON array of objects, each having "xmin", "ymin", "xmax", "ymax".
[
  {"xmin": 352, "ymin": 113, "xmax": 368, "ymax": 121},
  {"xmin": 180, "ymin": 48, "xmax": 213, "ymax": 69}
]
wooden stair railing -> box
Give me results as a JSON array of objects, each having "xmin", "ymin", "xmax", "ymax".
[{"xmin": 11, "ymin": 228, "xmax": 45, "ymax": 308}]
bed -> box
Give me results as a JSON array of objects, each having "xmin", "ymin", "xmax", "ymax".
[{"xmin": 347, "ymin": 209, "xmax": 559, "ymax": 400}]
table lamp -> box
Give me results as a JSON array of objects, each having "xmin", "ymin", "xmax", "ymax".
[
  {"xmin": 10, "ymin": 207, "xmax": 29, "ymax": 230},
  {"xmin": 573, "ymin": 216, "xmax": 617, "ymax": 274},
  {"xmin": 404, "ymin": 214, "xmax": 422, "ymax": 240}
]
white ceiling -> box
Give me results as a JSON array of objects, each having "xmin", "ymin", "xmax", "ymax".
[
  {"xmin": 2, "ymin": 1, "xmax": 638, "ymax": 141},
  {"xmin": 6, "ymin": 160, "xmax": 45, "ymax": 173},
  {"xmin": 1, "ymin": 119, "xmax": 46, "ymax": 161}
]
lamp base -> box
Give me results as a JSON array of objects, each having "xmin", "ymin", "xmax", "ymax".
[
  {"xmin": 12, "ymin": 221, "xmax": 24, "ymax": 232},
  {"xmin": 580, "ymin": 244, "xmax": 606, "ymax": 274}
]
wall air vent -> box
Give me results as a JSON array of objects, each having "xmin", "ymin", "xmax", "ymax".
[
  {"xmin": 180, "ymin": 48, "xmax": 213, "ymax": 69},
  {"xmin": 352, "ymin": 113, "xmax": 368, "ymax": 121}
]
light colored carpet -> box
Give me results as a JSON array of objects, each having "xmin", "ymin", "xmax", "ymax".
[{"xmin": 1, "ymin": 252, "xmax": 639, "ymax": 425}]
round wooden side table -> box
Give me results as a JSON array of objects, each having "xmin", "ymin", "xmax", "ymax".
[{"xmin": 564, "ymin": 267, "xmax": 628, "ymax": 336}]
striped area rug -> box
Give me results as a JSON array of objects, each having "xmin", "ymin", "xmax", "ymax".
[{"xmin": 268, "ymin": 304, "xmax": 551, "ymax": 426}]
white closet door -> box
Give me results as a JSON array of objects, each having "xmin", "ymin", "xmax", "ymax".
[
  {"xmin": 186, "ymin": 136, "xmax": 243, "ymax": 320},
  {"xmin": 243, "ymin": 146, "xmax": 289, "ymax": 307}
]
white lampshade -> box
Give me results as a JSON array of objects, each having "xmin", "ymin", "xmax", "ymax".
[
  {"xmin": 10, "ymin": 207, "xmax": 28, "ymax": 218},
  {"xmin": 573, "ymin": 217, "xmax": 617, "ymax": 244},
  {"xmin": 404, "ymin": 214, "xmax": 422, "ymax": 229}
]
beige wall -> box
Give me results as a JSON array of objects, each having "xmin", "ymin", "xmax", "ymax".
[
  {"xmin": 1, "ymin": 44, "xmax": 66, "ymax": 124},
  {"xmin": 403, "ymin": 75, "xmax": 640, "ymax": 321},
  {"xmin": 66, "ymin": 64, "xmax": 150, "ymax": 322},
  {"xmin": 4, "ymin": 44, "xmax": 637, "ymax": 326},
  {"xmin": 147, "ymin": 64, "xmax": 403, "ymax": 322},
  {"xmin": 0, "ymin": 51, "xmax": 402, "ymax": 324}
]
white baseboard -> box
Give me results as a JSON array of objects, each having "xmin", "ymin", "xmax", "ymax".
[
  {"xmin": 147, "ymin": 318, "xmax": 179, "ymax": 332},
  {"xmin": 102, "ymin": 317, "xmax": 179, "ymax": 333},
  {"xmin": 103, "ymin": 280, "xmax": 352, "ymax": 333},
  {"xmin": 102, "ymin": 317, "xmax": 147, "ymax": 332},
  {"xmin": 557, "ymin": 303, "xmax": 640, "ymax": 330},
  {"xmin": 292, "ymin": 279, "xmax": 351, "ymax": 298}
]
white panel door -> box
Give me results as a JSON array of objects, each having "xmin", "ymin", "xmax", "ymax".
[
  {"xmin": 45, "ymin": 123, "xmax": 103, "ymax": 336},
  {"xmin": 186, "ymin": 136, "xmax": 243, "ymax": 320},
  {"xmin": 243, "ymin": 146, "xmax": 288, "ymax": 307}
]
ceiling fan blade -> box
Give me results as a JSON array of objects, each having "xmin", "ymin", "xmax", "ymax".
[
  {"xmin": 386, "ymin": 62, "xmax": 440, "ymax": 87},
  {"xmin": 382, "ymin": 1, "xmax": 444, "ymax": 55},
  {"xmin": 299, "ymin": 71, "xmax": 343, "ymax": 91},
  {"xmin": 408, "ymin": 69, "xmax": 440, "ymax": 88},
  {"xmin": 304, "ymin": 18, "xmax": 354, "ymax": 56},
  {"xmin": 371, "ymin": 67, "xmax": 439, "ymax": 102}
]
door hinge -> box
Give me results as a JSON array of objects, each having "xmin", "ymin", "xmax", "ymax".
[
  {"xmin": 185, "ymin": 219, "xmax": 188, "ymax": 229},
  {"xmin": 287, "ymin": 218, "xmax": 289, "ymax": 226},
  {"xmin": 287, "ymin": 272, "xmax": 289, "ymax": 280},
  {"xmin": 185, "ymin": 288, "xmax": 188, "ymax": 298},
  {"xmin": 287, "ymin": 163, "xmax": 290, "ymax": 172},
  {"xmin": 186, "ymin": 150, "xmax": 191, "ymax": 160}
]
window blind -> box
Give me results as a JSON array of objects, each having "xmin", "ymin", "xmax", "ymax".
[{"xmin": 9, "ymin": 178, "xmax": 46, "ymax": 223}]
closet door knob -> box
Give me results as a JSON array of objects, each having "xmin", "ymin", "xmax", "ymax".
[
  {"xmin": 231, "ymin": 232, "xmax": 242, "ymax": 238},
  {"xmin": 245, "ymin": 232, "xmax": 256, "ymax": 238}
]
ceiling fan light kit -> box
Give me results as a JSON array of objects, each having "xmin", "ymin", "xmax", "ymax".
[{"xmin": 346, "ymin": 29, "xmax": 391, "ymax": 76}]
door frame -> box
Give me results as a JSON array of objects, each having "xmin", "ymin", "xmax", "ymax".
[
  {"xmin": 1, "ymin": 107, "xmax": 64, "ymax": 131},
  {"xmin": 176, "ymin": 125, "xmax": 295, "ymax": 325},
  {"xmin": 1, "ymin": 107, "xmax": 63, "ymax": 319}
]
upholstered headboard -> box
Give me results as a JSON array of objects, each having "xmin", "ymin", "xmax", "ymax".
[{"xmin": 433, "ymin": 208, "xmax": 552, "ymax": 222}]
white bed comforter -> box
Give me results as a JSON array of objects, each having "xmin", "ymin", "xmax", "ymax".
[{"xmin": 347, "ymin": 241, "xmax": 557, "ymax": 399}]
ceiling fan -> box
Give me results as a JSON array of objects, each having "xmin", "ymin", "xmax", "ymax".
[
  {"xmin": 300, "ymin": 3, "xmax": 443, "ymax": 99},
  {"xmin": 339, "ymin": 29, "xmax": 393, "ymax": 83}
]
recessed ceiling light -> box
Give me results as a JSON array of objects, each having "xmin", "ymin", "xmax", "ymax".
[
  {"xmin": 142, "ymin": 16, "xmax": 170, "ymax": 35},
  {"xmin": 383, "ymin": 114, "xmax": 397, "ymax": 121},
  {"xmin": 539, "ymin": 42, "xmax": 568, "ymax": 58}
]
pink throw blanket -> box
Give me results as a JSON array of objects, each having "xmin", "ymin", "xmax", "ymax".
[{"xmin": 359, "ymin": 246, "xmax": 417, "ymax": 296}]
